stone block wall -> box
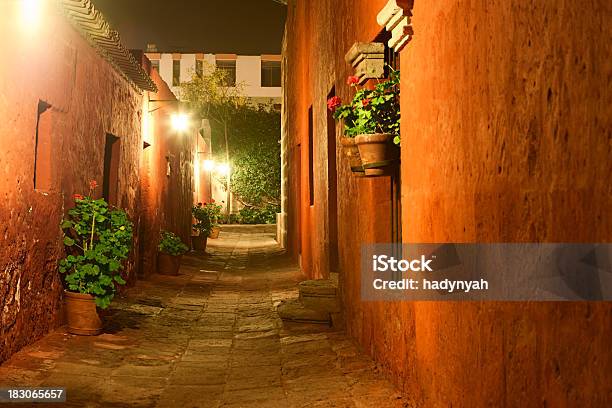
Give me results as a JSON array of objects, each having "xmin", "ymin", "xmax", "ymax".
[{"xmin": 283, "ymin": 0, "xmax": 611, "ymax": 406}]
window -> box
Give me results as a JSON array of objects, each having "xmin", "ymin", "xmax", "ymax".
[
  {"xmin": 103, "ymin": 134, "xmax": 120, "ymax": 206},
  {"xmin": 151, "ymin": 60, "xmax": 160, "ymax": 72},
  {"xmin": 216, "ymin": 60, "xmax": 236, "ymax": 86},
  {"xmin": 172, "ymin": 60, "xmax": 180, "ymax": 86},
  {"xmin": 308, "ymin": 106, "xmax": 314, "ymax": 206},
  {"xmin": 34, "ymin": 100, "xmax": 53, "ymax": 191},
  {"xmin": 261, "ymin": 60, "xmax": 281, "ymax": 87},
  {"xmin": 195, "ymin": 60, "xmax": 203, "ymax": 78}
]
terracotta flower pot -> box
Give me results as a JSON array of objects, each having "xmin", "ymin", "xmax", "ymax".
[
  {"xmin": 209, "ymin": 226, "xmax": 221, "ymax": 239},
  {"xmin": 158, "ymin": 252, "xmax": 182, "ymax": 275},
  {"xmin": 64, "ymin": 291, "xmax": 102, "ymax": 336},
  {"xmin": 340, "ymin": 137, "xmax": 365, "ymax": 176},
  {"xmin": 355, "ymin": 133, "xmax": 395, "ymax": 176},
  {"xmin": 192, "ymin": 234, "xmax": 208, "ymax": 251}
]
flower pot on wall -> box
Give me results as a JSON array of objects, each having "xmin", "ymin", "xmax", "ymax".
[
  {"xmin": 192, "ymin": 234, "xmax": 208, "ymax": 252},
  {"xmin": 64, "ymin": 291, "xmax": 102, "ymax": 336},
  {"xmin": 340, "ymin": 137, "xmax": 365, "ymax": 176},
  {"xmin": 355, "ymin": 133, "xmax": 396, "ymax": 176},
  {"xmin": 158, "ymin": 252, "xmax": 182, "ymax": 275},
  {"xmin": 209, "ymin": 226, "xmax": 221, "ymax": 239}
]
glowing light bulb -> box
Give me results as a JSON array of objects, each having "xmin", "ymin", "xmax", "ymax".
[
  {"xmin": 203, "ymin": 160, "xmax": 215, "ymax": 171},
  {"xmin": 170, "ymin": 113, "xmax": 189, "ymax": 132},
  {"xmin": 216, "ymin": 163, "xmax": 230, "ymax": 176}
]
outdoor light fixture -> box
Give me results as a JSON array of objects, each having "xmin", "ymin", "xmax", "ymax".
[
  {"xmin": 216, "ymin": 162, "xmax": 230, "ymax": 176},
  {"xmin": 170, "ymin": 113, "xmax": 190, "ymax": 132},
  {"xmin": 21, "ymin": 0, "xmax": 43, "ymax": 30},
  {"xmin": 203, "ymin": 159, "xmax": 215, "ymax": 171}
]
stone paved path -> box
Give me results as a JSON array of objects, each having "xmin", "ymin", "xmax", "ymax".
[{"xmin": 0, "ymin": 227, "xmax": 407, "ymax": 407}]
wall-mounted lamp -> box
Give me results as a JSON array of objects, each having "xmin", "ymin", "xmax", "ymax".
[
  {"xmin": 170, "ymin": 113, "xmax": 190, "ymax": 132},
  {"xmin": 203, "ymin": 159, "xmax": 215, "ymax": 171},
  {"xmin": 215, "ymin": 162, "xmax": 231, "ymax": 176},
  {"xmin": 21, "ymin": 0, "xmax": 43, "ymax": 31}
]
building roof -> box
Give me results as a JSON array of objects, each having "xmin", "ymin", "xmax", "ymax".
[{"xmin": 58, "ymin": 0, "xmax": 157, "ymax": 92}]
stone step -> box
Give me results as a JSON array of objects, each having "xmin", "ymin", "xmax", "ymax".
[
  {"xmin": 277, "ymin": 299, "xmax": 331, "ymax": 325},
  {"xmin": 298, "ymin": 279, "xmax": 340, "ymax": 313}
]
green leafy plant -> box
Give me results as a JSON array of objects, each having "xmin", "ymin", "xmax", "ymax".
[
  {"xmin": 158, "ymin": 230, "xmax": 189, "ymax": 256},
  {"xmin": 59, "ymin": 181, "xmax": 133, "ymax": 309},
  {"xmin": 238, "ymin": 204, "xmax": 280, "ymax": 224},
  {"xmin": 329, "ymin": 68, "xmax": 401, "ymax": 144},
  {"xmin": 192, "ymin": 201, "xmax": 222, "ymax": 236}
]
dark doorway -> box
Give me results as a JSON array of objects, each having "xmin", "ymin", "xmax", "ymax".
[
  {"xmin": 296, "ymin": 144, "xmax": 302, "ymax": 257},
  {"xmin": 308, "ymin": 106, "xmax": 314, "ymax": 206},
  {"xmin": 327, "ymin": 88, "xmax": 339, "ymax": 272},
  {"xmin": 103, "ymin": 133, "xmax": 120, "ymax": 206}
]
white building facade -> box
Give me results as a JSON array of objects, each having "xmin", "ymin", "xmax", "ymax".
[{"xmin": 145, "ymin": 50, "xmax": 282, "ymax": 105}]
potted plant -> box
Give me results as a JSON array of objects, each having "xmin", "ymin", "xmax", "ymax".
[
  {"xmin": 158, "ymin": 230, "xmax": 188, "ymax": 275},
  {"xmin": 192, "ymin": 203, "xmax": 213, "ymax": 250},
  {"xmin": 205, "ymin": 201, "xmax": 223, "ymax": 239},
  {"xmin": 59, "ymin": 180, "xmax": 133, "ymax": 335},
  {"xmin": 328, "ymin": 70, "xmax": 400, "ymax": 176}
]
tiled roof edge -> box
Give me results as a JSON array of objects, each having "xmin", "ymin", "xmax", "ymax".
[{"xmin": 58, "ymin": 0, "xmax": 157, "ymax": 92}]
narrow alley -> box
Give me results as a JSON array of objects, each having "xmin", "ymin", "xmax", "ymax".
[{"xmin": 0, "ymin": 227, "xmax": 405, "ymax": 408}]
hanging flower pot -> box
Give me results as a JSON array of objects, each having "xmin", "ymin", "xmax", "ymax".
[
  {"xmin": 355, "ymin": 133, "xmax": 395, "ymax": 176},
  {"xmin": 340, "ymin": 137, "xmax": 365, "ymax": 176},
  {"xmin": 328, "ymin": 69, "xmax": 400, "ymax": 176}
]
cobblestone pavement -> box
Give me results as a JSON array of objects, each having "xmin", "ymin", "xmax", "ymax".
[{"xmin": 0, "ymin": 227, "xmax": 407, "ymax": 407}]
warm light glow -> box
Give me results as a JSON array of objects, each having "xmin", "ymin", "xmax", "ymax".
[
  {"xmin": 203, "ymin": 159, "xmax": 215, "ymax": 171},
  {"xmin": 170, "ymin": 113, "xmax": 190, "ymax": 132},
  {"xmin": 216, "ymin": 162, "xmax": 230, "ymax": 176},
  {"xmin": 21, "ymin": 0, "xmax": 43, "ymax": 30}
]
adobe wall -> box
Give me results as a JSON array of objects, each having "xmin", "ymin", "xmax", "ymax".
[
  {"xmin": 0, "ymin": 6, "xmax": 142, "ymax": 362},
  {"xmin": 138, "ymin": 56, "xmax": 195, "ymax": 278},
  {"xmin": 283, "ymin": 0, "xmax": 611, "ymax": 406}
]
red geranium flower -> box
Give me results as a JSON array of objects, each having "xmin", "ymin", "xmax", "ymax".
[
  {"xmin": 362, "ymin": 98, "xmax": 371, "ymax": 107},
  {"xmin": 89, "ymin": 180, "xmax": 98, "ymax": 189},
  {"xmin": 327, "ymin": 96, "xmax": 342, "ymax": 112},
  {"xmin": 73, "ymin": 194, "xmax": 84, "ymax": 200},
  {"xmin": 347, "ymin": 75, "xmax": 359, "ymax": 86},
  {"xmin": 211, "ymin": 198, "xmax": 215, "ymax": 203}
]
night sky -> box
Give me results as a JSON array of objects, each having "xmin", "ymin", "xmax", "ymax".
[{"xmin": 93, "ymin": 0, "xmax": 287, "ymax": 55}]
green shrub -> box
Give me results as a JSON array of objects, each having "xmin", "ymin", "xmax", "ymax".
[
  {"xmin": 158, "ymin": 231, "xmax": 189, "ymax": 256},
  {"xmin": 59, "ymin": 189, "xmax": 133, "ymax": 309},
  {"xmin": 239, "ymin": 204, "xmax": 280, "ymax": 224}
]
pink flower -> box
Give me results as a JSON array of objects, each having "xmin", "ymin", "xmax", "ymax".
[
  {"xmin": 73, "ymin": 194, "xmax": 84, "ymax": 200},
  {"xmin": 347, "ymin": 75, "xmax": 359, "ymax": 86},
  {"xmin": 362, "ymin": 98, "xmax": 371, "ymax": 107},
  {"xmin": 89, "ymin": 180, "xmax": 98, "ymax": 189},
  {"xmin": 327, "ymin": 96, "xmax": 342, "ymax": 112}
]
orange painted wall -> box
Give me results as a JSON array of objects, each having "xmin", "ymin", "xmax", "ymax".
[{"xmin": 283, "ymin": 0, "xmax": 612, "ymax": 406}]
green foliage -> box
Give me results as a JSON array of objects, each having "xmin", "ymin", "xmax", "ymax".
[
  {"xmin": 331, "ymin": 69, "xmax": 401, "ymax": 144},
  {"xmin": 238, "ymin": 204, "xmax": 280, "ymax": 224},
  {"xmin": 59, "ymin": 195, "xmax": 133, "ymax": 309},
  {"xmin": 213, "ymin": 105, "xmax": 281, "ymax": 207},
  {"xmin": 158, "ymin": 231, "xmax": 189, "ymax": 256},
  {"xmin": 192, "ymin": 202, "xmax": 223, "ymax": 236}
]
